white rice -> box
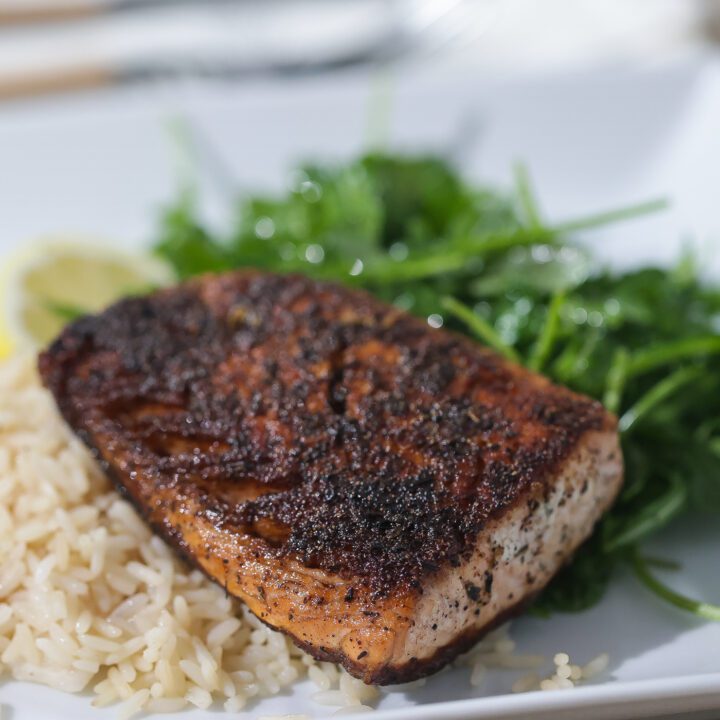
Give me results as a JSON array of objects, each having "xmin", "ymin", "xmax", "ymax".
[
  {"xmin": 457, "ymin": 624, "xmax": 545, "ymax": 680},
  {"xmin": 455, "ymin": 620, "xmax": 611, "ymax": 695},
  {"xmin": 0, "ymin": 354, "xmax": 376, "ymax": 716},
  {"xmin": 511, "ymin": 651, "xmax": 609, "ymax": 693},
  {"xmin": 0, "ymin": 353, "xmax": 605, "ymax": 717}
]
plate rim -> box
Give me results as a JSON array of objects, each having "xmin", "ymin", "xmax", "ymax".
[{"xmin": 370, "ymin": 672, "xmax": 720, "ymax": 719}]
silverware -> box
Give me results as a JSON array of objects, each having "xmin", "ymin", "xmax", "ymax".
[
  {"xmin": 0, "ymin": 0, "xmax": 263, "ymax": 27},
  {"xmin": 0, "ymin": 0, "xmax": 494, "ymax": 101}
]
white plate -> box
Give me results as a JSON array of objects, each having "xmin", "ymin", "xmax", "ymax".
[{"xmin": 1, "ymin": 53, "xmax": 719, "ymax": 720}]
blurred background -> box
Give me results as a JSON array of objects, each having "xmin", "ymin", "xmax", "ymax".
[
  {"xmin": 0, "ymin": 0, "xmax": 716, "ymax": 99},
  {"xmin": 2, "ymin": 0, "xmax": 720, "ymax": 258}
]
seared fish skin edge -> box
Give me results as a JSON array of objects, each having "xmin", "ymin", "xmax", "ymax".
[{"xmin": 39, "ymin": 270, "xmax": 623, "ymax": 684}]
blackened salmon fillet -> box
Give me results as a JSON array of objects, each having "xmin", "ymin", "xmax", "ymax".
[{"xmin": 38, "ymin": 270, "xmax": 622, "ymax": 684}]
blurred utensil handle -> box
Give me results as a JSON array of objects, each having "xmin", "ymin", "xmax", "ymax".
[
  {"xmin": 0, "ymin": 50, "xmax": 383, "ymax": 102},
  {"xmin": 0, "ymin": 66, "xmax": 114, "ymax": 101},
  {"xmin": 0, "ymin": 0, "xmax": 276, "ymax": 27},
  {"xmin": 0, "ymin": 2, "xmax": 101, "ymax": 25}
]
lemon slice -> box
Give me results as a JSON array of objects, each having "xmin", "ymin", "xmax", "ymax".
[{"xmin": 0, "ymin": 238, "xmax": 176, "ymax": 358}]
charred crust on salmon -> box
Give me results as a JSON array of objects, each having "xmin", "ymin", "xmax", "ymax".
[{"xmin": 39, "ymin": 269, "xmax": 623, "ymax": 685}]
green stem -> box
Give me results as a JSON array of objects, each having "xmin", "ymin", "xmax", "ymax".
[
  {"xmin": 457, "ymin": 227, "xmax": 554, "ymax": 255},
  {"xmin": 45, "ymin": 301, "xmax": 88, "ymax": 322},
  {"xmin": 603, "ymin": 347, "xmax": 630, "ymax": 413},
  {"xmin": 552, "ymin": 327, "xmax": 601, "ymax": 383},
  {"xmin": 632, "ymin": 552, "xmax": 720, "ymax": 622},
  {"xmin": 619, "ymin": 366, "xmax": 704, "ymax": 433},
  {"xmin": 165, "ymin": 116, "xmax": 198, "ymax": 199},
  {"xmin": 553, "ymin": 198, "xmax": 669, "ymax": 234},
  {"xmin": 643, "ymin": 556, "xmax": 682, "ymax": 571},
  {"xmin": 440, "ymin": 296, "xmax": 521, "ymax": 363},
  {"xmin": 627, "ymin": 337, "xmax": 720, "ymax": 378},
  {"xmin": 365, "ymin": 69, "xmax": 394, "ymax": 150},
  {"xmin": 605, "ymin": 477, "xmax": 686, "ymax": 552},
  {"xmin": 362, "ymin": 253, "xmax": 467, "ymax": 282},
  {"xmin": 458, "ymin": 197, "xmax": 667, "ymax": 256},
  {"xmin": 528, "ymin": 291, "xmax": 565, "ymax": 372},
  {"xmin": 513, "ymin": 163, "xmax": 543, "ymax": 230}
]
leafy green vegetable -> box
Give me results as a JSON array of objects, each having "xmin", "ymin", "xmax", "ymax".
[
  {"xmin": 619, "ymin": 366, "xmax": 703, "ymax": 433},
  {"xmin": 44, "ymin": 301, "xmax": 87, "ymax": 322},
  {"xmin": 528, "ymin": 290, "xmax": 566, "ymax": 372},
  {"xmin": 530, "ymin": 536, "xmax": 613, "ymax": 616},
  {"xmin": 153, "ymin": 152, "xmax": 720, "ymax": 620},
  {"xmin": 603, "ymin": 474, "xmax": 687, "ymax": 553},
  {"xmin": 155, "ymin": 195, "xmax": 233, "ymax": 279},
  {"xmin": 440, "ymin": 296, "xmax": 521, "ymax": 363},
  {"xmin": 632, "ymin": 552, "xmax": 720, "ymax": 622},
  {"xmin": 603, "ymin": 348, "xmax": 630, "ymax": 414}
]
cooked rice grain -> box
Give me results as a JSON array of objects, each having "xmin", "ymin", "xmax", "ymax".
[
  {"xmin": 0, "ymin": 355, "xmax": 372, "ymax": 716},
  {"xmin": 1, "ymin": 354, "xmax": 605, "ymax": 716}
]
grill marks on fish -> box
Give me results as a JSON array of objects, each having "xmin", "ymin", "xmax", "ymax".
[{"xmin": 39, "ymin": 270, "xmax": 620, "ymax": 683}]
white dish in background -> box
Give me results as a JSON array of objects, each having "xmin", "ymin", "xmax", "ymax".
[{"xmin": 0, "ymin": 54, "xmax": 719, "ymax": 720}]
